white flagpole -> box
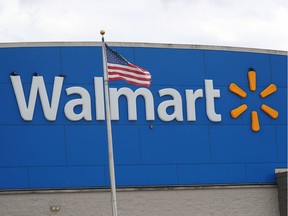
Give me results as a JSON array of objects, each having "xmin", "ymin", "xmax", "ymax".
[{"xmin": 100, "ymin": 30, "xmax": 118, "ymax": 216}]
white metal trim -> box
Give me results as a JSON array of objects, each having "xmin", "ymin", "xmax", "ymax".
[{"xmin": 0, "ymin": 42, "xmax": 286, "ymax": 55}]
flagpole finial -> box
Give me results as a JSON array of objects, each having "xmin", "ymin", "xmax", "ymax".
[{"xmin": 100, "ymin": 30, "xmax": 105, "ymax": 36}]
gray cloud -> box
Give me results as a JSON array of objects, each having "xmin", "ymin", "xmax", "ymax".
[{"xmin": 0, "ymin": 0, "xmax": 287, "ymax": 50}]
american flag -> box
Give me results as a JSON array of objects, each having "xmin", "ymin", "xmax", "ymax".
[{"xmin": 105, "ymin": 44, "xmax": 151, "ymax": 87}]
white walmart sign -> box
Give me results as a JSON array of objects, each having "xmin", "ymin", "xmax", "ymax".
[{"xmin": 10, "ymin": 75, "xmax": 222, "ymax": 122}]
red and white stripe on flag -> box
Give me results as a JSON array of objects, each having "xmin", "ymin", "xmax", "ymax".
[{"xmin": 107, "ymin": 63, "xmax": 151, "ymax": 87}]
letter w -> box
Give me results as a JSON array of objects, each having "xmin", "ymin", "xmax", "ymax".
[{"xmin": 10, "ymin": 76, "xmax": 64, "ymax": 121}]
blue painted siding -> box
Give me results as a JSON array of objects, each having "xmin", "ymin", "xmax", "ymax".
[
  {"xmin": 0, "ymin": 168, "xmax": 29, "ymax": 189},
  {"xmin": 0, "ymin": 125, "xmax": 66, "ymax": 167},
  {"xmin": 29, "ymin": 166, "xmax": 106, "ymax": 188},
  {"xmin": 178, "ymin": 164, "xmax": 246, "ymax": 185},
  {"xmin": 0, "ymin": 45, "xmax": 286, "ymax": 189}
]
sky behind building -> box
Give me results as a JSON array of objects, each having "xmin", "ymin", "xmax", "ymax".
[{"xmin": 0, "ymin": 0, "xmax": 287, "ymax": 51}]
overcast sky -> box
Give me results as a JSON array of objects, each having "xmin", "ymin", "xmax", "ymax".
[{"xmin": 0, "ymin": 0, "xmax": 287, "ymax": 50}]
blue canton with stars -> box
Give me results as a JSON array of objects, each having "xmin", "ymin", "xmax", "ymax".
[{"xmin": 106, "ymin": 44, "xmax": 129, "ymax": 66}]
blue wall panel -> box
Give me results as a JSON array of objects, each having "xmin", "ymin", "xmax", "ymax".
[
  {"xmin": 29, "ymin": 166, "xmax": 106, "ymax": 188},
  {"xmin": 0, "ymin": 168, "xmax": 29, "ymax": 189},
  {"xmin": 0, "ymin": 47, "xmax": 61, "ymax": 84},
  {"xmin": 66, "ymin": 125, "xmax": 108, "ymax": 166},
  {"xmin": 110, "ymin": 165, "xmax": 178, "ymax": 186},
  {"xmin": 0, "ymin": 125, "xmax": 66, "ymax": 167},
  {"xmin": 0, "ymin": 44, "xmax": 286, "ymax": 189},
  {"xmin": 276, "ymin": 125, "xmax": 287, "ymax": 163},
  {"xmin": 246, "ymin": 163, "xmax": 287, "ymax": 183},
  {"xmin": 204, "ymin": 50, "xmax": 271, "ymax": 87},
  {"xmin": 61, "ymin": 47, "xmax": 103, "ymax": 84},
  {"xmin": 112, "ymin": 125, "xmax": 142, "ymax": 165},
  {"xmin": 0, "ymin": 84, "xmax": 22, "ymax": 124},
  {"xmin": 178, "ymin": 164, "xmax": 246, "ymax": 185},
  {"xmin": 140, "ymin": 125, "xmax": 210, "ymax": 164},
  {"xmin": 210, "ymin": 125, "xmax": 277, "ymax": 163},
  {"xmin": 271, "ymin": 55, "xmax": 287, "ymax": 87},
  {"xmin": 134, "ymin": 48, "xmax": 205, "ymax": 86}
]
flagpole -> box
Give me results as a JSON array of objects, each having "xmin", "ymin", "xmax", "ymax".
[{"xmin": 100, "ymin": 30, "xmax": 118, "ymax": 216}]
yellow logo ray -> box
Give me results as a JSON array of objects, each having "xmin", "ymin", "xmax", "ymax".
[
  {"xmin": 260, "ymin": 84, "xmax": 277, "ymax": 98},
  {"xmin": 261, "ymin": 104, "xmax": 279, "ymax": 119},
  {"xmin": 231, "ymin": 104, "xmax": 248, "ymax": 118},
  {"xmin": 248, "ymin": 68, "xmax": 256, "ymax": 91},
  {"xmin": 251, "ymin": 111, "xmax": 260, "ymax": 132},
  {"xmin": 229, "ymin": 83, "xmax": 247, "ymax": 98}
]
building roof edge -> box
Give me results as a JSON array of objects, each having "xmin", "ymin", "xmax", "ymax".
[{"xmin": 0, "ymin": 41, "xmax": 286, "ymax": 55}]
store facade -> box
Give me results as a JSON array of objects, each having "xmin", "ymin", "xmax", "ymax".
[{"xmin": 0, "ymin": 42, "xmax": 287, "ymax": 215}]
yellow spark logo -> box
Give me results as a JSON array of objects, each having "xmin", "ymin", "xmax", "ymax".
[{"xmin": 229, "ymin": 68, "xmax": 278, "ymax": 132}]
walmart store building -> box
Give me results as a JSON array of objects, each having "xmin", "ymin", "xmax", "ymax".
[{"xmin": 0, "ymin": 42, "xmax": 287, "ymax": 216}]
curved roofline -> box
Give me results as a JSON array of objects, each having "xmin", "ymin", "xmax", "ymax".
[{"xmin": 0, "ymin": 41, "xmax": 286, "ymax": 55}]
